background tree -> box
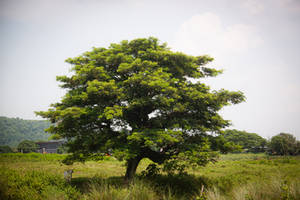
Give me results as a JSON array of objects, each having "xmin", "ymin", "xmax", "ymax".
[
  {"xmin": 37, "ymin": 37, "xmax": 245, "ymax": 181},
  {"xmin": 17, "ymin": 140, "xmax": 38, "ymax": 153},
  {"xmin": 296, "ymin": 141, "xmax": 300, "ymax": 155},
  {"xmin": 0, "ymin": 145, "xmax": 14, "ymax": 153},
  {"xmin": 268, "ymin": 133, "xmax": 299, "ymax": 155},
  {"xmin": 209, "ymin": 135, "xmax": 243, "ymax": 154},
  {"xmin": 223, "ymin": 129, "xmax": 267, "ymax": 153}
]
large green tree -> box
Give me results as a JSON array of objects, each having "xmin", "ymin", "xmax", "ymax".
[
  {"xmin": 269, "ymin": 133, "xmax": 299, "ymax": 155},
  {"xmin": 37, "ymin": 37, "xmax": 244, "ymax": 180}
]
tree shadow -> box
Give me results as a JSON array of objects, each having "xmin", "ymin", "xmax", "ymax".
[
  {"xmin": 70, "ymin": 173, "xmax": 209, "ymax": 199},
  {"xmin": 70, "ymin": 176, "xmax": 124, "ymax": 193},
  {"xmin": 139, "ymin": 173, "xmax": 210, "ymax": 198}
]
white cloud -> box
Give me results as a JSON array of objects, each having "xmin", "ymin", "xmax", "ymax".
[
  {"xmin": 276, "ymin": 0, "xmax": 300, "ymax": 12},
  {"xmin": 172, "ymin": 12, "xmax": 263, "ymax": 56},
  {"xmin": 242, "ymin": 0, "xmax": 264, "ymax": 14}
]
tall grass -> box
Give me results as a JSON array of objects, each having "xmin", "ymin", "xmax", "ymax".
[
  {"xmin": 0, "ymin": 152, "xmax": 66, "ymax": 162},
  {"xmin": 85, "ymin": 179, "xmax": 158, "ymax": 200},
  {"xmin": 206, "ymin": 175, "xmax": 300, "ymax": 200},
  {"xmin": 0, "ymin": 153, "xmax": 300, "ymax": 199},
  {"xmin": 219, "ymin": 153, "xmax": 268, "ymax": 161},
  {"xmin": 0, "ymin": 167, "xmax": 80, "ymax": 200}
]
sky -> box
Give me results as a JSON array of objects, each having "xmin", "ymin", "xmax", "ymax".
[{"xmin": 0, "ymin": 0, "xmax": 299, "ymax": 139}]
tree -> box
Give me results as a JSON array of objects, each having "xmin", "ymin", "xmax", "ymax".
[
  {"xmin": 0, "ymin": 145, "xmax": 14, "ymax": 153},
  {"xmin": 36, "ymin": 37, "xmax": 245, "ymax": 181},
  {"xmin": 223, "ymin": 129, "xmax": 267, "ymax": 153},
  {"xmin": 209, "ymin": 135, "xmax": 243, "ymax": 154},
  {"xmin": 17, "ymin": 140, "xmax": 38, "ymax": 153},
  {"xmin": 268, "ymin": 133, "xmax": 299, "ymax": 155}
]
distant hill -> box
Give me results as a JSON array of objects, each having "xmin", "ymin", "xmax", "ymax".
[{"xmin": 0, "ymin": 116, "xmax": 51, "ymax": 147}]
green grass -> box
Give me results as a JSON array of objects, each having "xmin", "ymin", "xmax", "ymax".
[
  {"xmin": 0, "ymin": 153, "xmax": 300, "ymax": 199},
  {"xmin": 0, "ymin": 167, "xmax": 80, "ymax": 200}
]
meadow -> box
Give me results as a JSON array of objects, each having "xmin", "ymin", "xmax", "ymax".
[{"xmin": 0, "ymin": 153, "xmax": 300, "ymax": 200}]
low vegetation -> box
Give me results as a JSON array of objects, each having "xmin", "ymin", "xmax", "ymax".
[{"xmin": 0, "ymin": 153, "xmax": 299, "ymax": 199}]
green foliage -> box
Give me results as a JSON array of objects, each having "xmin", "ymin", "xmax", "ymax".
[
  {"xmin": 162, "ymin": 150, "xmax": 219, "ymax": 175},
  {"xmin": 0, "ymin": 116, "xmax": 50, "ymax": 147},
  {"xmin": 209, "ymin": 135, "xmax": 243, "ymax": 153},
  {"xmin": 141, "ymin": 163, "xmax": 161, "ymax": 178},
  {"xmin": 0, "ymin": 145, "xmax": 14, "ymax": 153},
  {"xmin": 36, "ymin": 37, "xmax": 245, "ymax": 180},
  {"xmin": 223, "ymin": 129, "xmax": 267, "ymax": 153},
  {"xmin": 17, "ymin": 140, "xmax": 38, "ymax": 153},
  {"xmin": 57, "ymin": 143, "xmax": 69, "ymax": 154},
  {"xmin": 269, "ymin": 133, "xmax": 300, "ymax": 156}
]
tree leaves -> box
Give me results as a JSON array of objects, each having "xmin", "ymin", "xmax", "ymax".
[{"xmin": 36, "ymin": 37, "xmax": 245, "ymax": 178}]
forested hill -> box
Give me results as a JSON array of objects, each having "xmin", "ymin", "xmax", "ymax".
[{"xmin": 0, "ymin": 116, "xmax": 51, "ymax": 147}]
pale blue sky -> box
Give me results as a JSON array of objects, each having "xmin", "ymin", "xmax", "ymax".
[{"xmin": 1, "ymin": 0, "xmax": 299, "ymax": 139}]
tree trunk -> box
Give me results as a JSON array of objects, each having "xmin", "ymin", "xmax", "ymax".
[{"xmin": 124, "ymin": 157, "xmax": 141, "ymax": 182}]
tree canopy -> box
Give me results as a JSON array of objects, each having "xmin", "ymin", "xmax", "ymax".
[
  {"xmin": 268, "ymin": 133, "xmax": 300, "ymax": 155},
  {"xmin": 17, "ymin": 140, "xmax": 38, "ymax": 153},
  {"xmin": 208, "ymin": 135, "xmax": 243, "ymax": 154},
  {"xmin": 37, "ymin": 37, "xmax": 245, "ymax": 180},
  {"xmin": 0, "ymin": 145, "xmax": 14, "ymax": 153},
  {"xmin": 223, "ymin": 129, "xmax": 267, "ymax": 153}
]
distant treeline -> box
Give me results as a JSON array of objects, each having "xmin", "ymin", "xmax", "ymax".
[
  {"xmin": 222, "ymin": 129, "xmax": 300, "ymax": 155},
  {"xmin": 0, "ymin": 116, "xmax": 50, "ymax": 147},
  {"xmin": 223, "ymin": 129, "xmax": 267, "ymax": 153},
  {"xmin": 0, "ymin": 116, "xmax": 299, "ymax": 156}
]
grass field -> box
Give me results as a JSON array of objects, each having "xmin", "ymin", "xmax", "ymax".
[{"xmin": 0, "ymin": 153, "xmax": 300, "ymax": 200}]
